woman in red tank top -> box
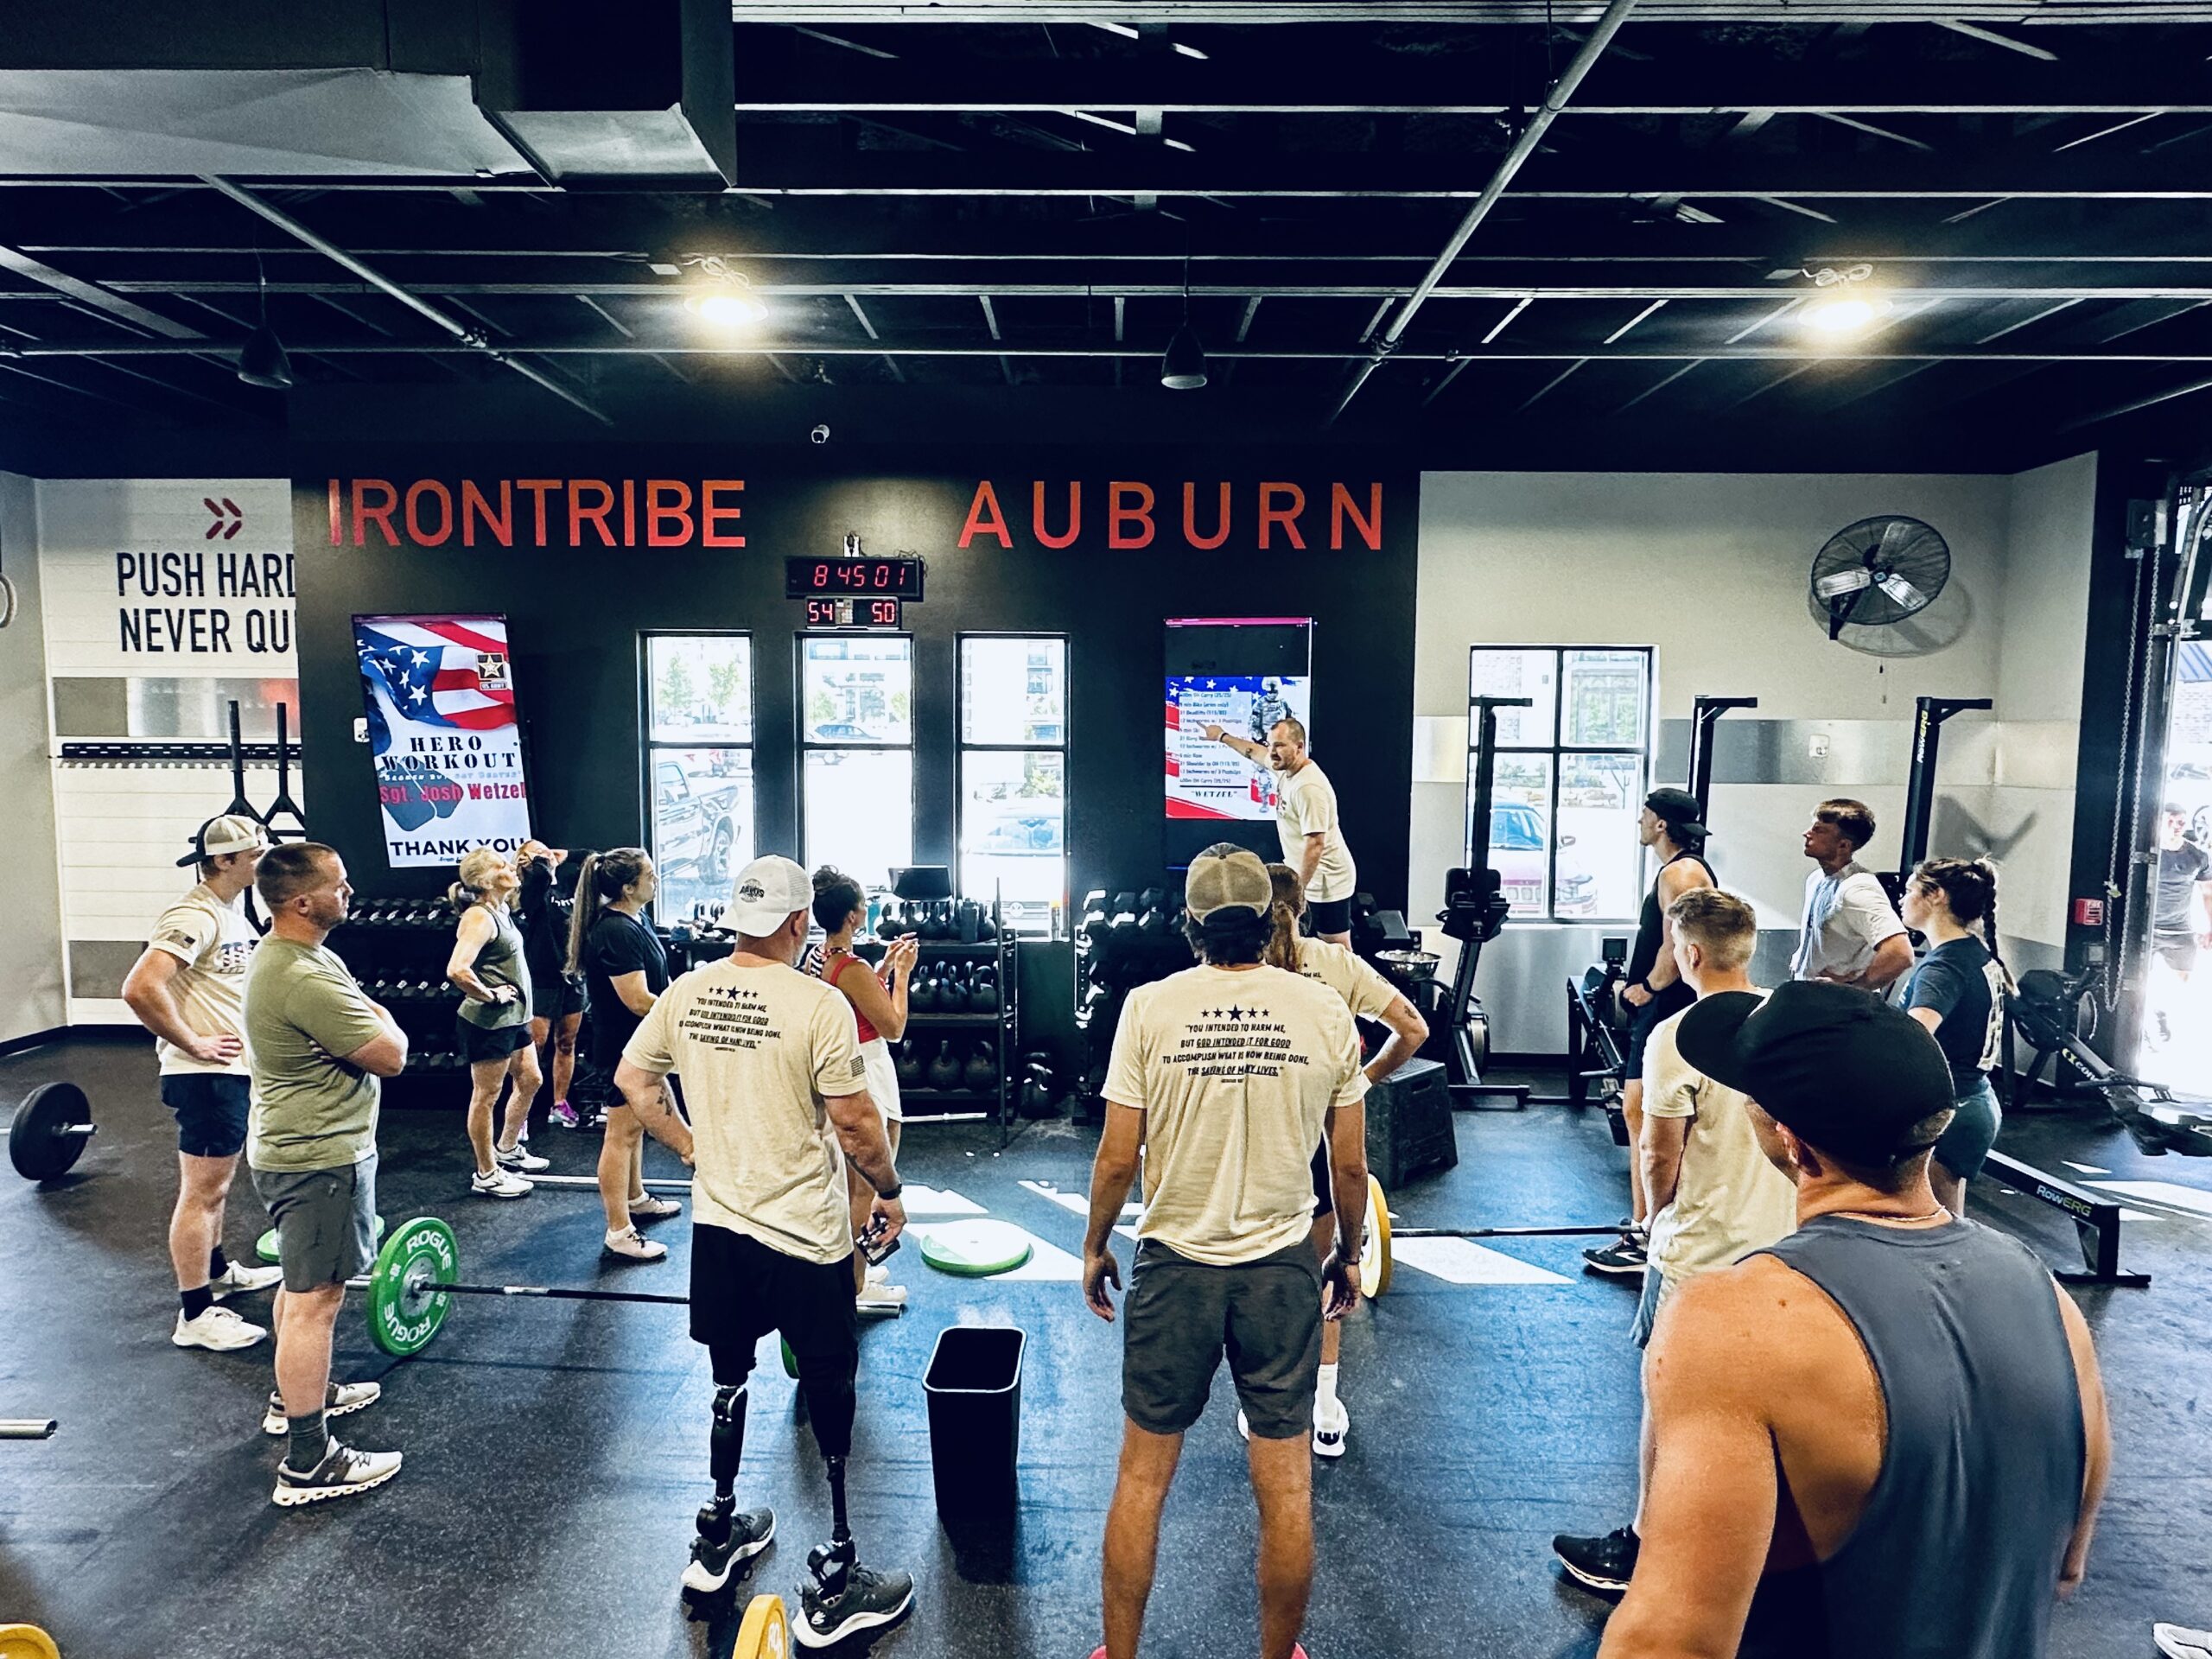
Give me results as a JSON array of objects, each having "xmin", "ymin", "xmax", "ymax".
[{"xmin": 812, "ymin": 867, "xmax": 917, "ymax": 1309}]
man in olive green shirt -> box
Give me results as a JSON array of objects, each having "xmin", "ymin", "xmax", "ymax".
[{"xmin": 245, "ymin": 842, "xmax": 408, "ymax": 1508}]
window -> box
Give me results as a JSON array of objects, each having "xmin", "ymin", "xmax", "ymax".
[
  {"xmin": 1468, "ymin": 646, "xmax": 1653, "ymax": 922},
  {"xmin": 800, "ymin": 634, "xmax": 914, "ymax": 893},
  {"xmin": 960, "ymin": 635, "xmax": 1068, "ymax": 935},
  {"xmin": 644, "ymin": 633, "xmax": 754, "ymax": 925}
]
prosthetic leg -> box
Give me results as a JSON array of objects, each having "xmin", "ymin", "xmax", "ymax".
[
  {"xmin": 682, "ymin": 1370, "xmax": 778, "ymax": 1607},
  {"xmin": 792, "ymin": 1349, "xmax": 915, "ymax": 1649}
]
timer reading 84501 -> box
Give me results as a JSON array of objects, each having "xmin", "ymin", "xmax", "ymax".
[{"xmin": 784, "ymin": 556, "xmax": 924, "ymax": 600}]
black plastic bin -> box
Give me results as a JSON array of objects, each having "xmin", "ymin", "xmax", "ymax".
[{"xmin": 922, "ymin": 1325, "xmax": 1026, "ymax": 1516}]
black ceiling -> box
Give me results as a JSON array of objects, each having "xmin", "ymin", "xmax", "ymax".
[{"xmin": 7, "ymin": 4, "xmax": 2212, "ymax": 471}]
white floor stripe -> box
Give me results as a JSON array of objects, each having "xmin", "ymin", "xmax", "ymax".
[
  {"xmin": 900, "ymin": 1184, "xmax": 985, "ymax": 1216},
  {"xmin": 2062, "ymin": 1161, "xmax": 2112, "ymax": 1177},
  {"xmin": 1019, "ymin": 1179, "xmax": 1141, "ymax": 1238},
  {"xmin": 2085, "ymin": 1179, "xmax": 2212, "ymax": 1219},
  {"xmin": 1389, "ymin": 1236, "xmax": 1571, "ymax": 1287},
  {"xmin": 910, "ymin": 1221, "xmax": 1084, "ymax": 1282}
]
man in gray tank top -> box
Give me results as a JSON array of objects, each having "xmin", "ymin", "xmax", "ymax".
[{"xmin": 1596, "ymin": 980, "xmax": 2111, "ymax": 1659}]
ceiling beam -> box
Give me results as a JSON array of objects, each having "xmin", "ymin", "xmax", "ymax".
[
  {"xmin": 729, "ymin": 2, "xmax": 2196, "ymax": 19},
  {"xmin": 0, "ymin": 244, "xmax": 203, "ymax": 338}
]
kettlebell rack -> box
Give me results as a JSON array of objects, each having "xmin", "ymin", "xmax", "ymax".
[{"xmin": 857, "ymin": 889, "xmax": 1021, "ymax": 1141}]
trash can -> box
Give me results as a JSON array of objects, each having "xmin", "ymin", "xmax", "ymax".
[{"xmin": 922, "ymin": 1325, "xmax": 1026, "ymax": 1517}]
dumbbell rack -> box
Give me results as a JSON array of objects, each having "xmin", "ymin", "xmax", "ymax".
[
  {"xmin": 325, "ymin": 899, "xmax": 476, "ymax": 1089},
  {"xmin": 858, "ymin": 893, "xmax": 1021, "ymax": 1140}
]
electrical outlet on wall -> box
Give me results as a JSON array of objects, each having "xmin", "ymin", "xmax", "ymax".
[{"xmin": 1808, "ymin": 733, "xmax": 1831, "ymax": 760}]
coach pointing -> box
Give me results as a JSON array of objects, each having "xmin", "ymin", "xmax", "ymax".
[{"xmin": 1203, "ymin": 716, "xmax": 1357, "ymax": 944}]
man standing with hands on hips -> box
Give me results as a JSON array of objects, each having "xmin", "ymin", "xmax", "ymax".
[
  {"xmin": 1203, "ymin": 715, "xmax": 1358, "ymax": 944},
  {"xmin": 1792, "ymin": 798, "xmax": 1912, "ymax": 995}
]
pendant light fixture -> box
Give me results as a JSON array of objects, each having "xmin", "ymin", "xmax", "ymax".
[
  {"xmin": 236, "ymin": 251, "xmax": 293, "ymax": 391},
  {"xmin": 1160, "ymin": 251, "xmax": 1207, "ymax": 391}
]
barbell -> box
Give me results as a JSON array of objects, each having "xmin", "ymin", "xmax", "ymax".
[
  {"xmin": 1358, "ymin": 1173, "xmax": 1630, "ymax": 1300},
  {"xmin": 9, "ymin": 1083, "xmax": 95, "ymax": 1182}
]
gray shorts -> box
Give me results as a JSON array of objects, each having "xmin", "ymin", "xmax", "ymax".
[
  {"xmin": 1122, "ymin": 1237, "xmax": 1323, "ymax": 1440},
  {"xmin": 1630, "ymin": 1264, "xmax": 1673, "ymax": 1351},
  {"xmin": 252, "ymin": 1155, "xmax": 378, "ymax": 1293}
]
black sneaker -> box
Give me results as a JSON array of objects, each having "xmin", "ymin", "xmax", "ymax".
[
  {"xmin": 270, "ymin": 1440, "xmax": 402, "ymax": 1508},
  {"xmin": 680, "ymin": 1506, "xmax": 775, "ymax": 1595},
  {"xmin": 1553, "ymin": 1525, "xmax": 1639, "ymax": 1592},
  {"xmin": 797, "ymin": 1561, "xmax": 916, "ymax": 1649},
  {"xmin": 1581, "ymin": 1234, "xmax": 1647, "ymax": 1276}
]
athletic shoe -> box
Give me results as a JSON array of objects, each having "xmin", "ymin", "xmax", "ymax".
[
  {"xmin": 172, "ymin": 1305, "xmax": 266, "ymax": 1351},
  {"xmin": 472, "ymin": 1167, "xmax": 533, "ymax": 1199},
  {"xmin": 549, "ymin": 1101, "xmax": 583, "ymax": 1130},
  {"xmin": 629, "ymin": 1192, "xmax": 683, "ymax": 1221},
  {"xmin": 262, "ymin": 1379, "xmax": 383, "ymax": 1437},
  {"xmin": 495, "ymin": 1142, "xmax": 551, "ymax": 1173},
  {"xmin": 209, "ymin": 1260, "xmax": 283, "ymax": 1298},
  {"xmin": 1581, "ymin": 1234, "xmax": 1647, "ymax": 1276},
  {"xmin": 1553, "ymin": 1526, "xmax": 1639, "ymax": 1593},
  {"xmin": 864, "ymin": 1262, "xmax": 889, "ymax": 1287},
  {"xmin": 797, "ymin": 1562, "xmax": 915, "ymax": 1649},
  {"xmin": 1312, "ymin": 1396, "xmax": 1350, "ymax": 1459},
  {"xmin": 680, "ymin": 1506, "xmax": 776, "ymax": 1595},
  {"xmin": 2156, "ymin": 1624, "xmax": 2212, "ymax": 1659},
  {"xmin": 270, "ymin": 1440, "xmax": 402, "ymax": 1508},
  {"xmin": 604, "ymin": 1225, "xmax": 668, "ymax": 1262},
  {"xmin": 856, "ymin": 1281, "xmax": 909, "ymax": 1312}
]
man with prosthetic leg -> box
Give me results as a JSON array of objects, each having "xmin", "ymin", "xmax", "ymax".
[{"xmin": 617, "ymin": 855, "xmax": 913, "ymax": 1645}]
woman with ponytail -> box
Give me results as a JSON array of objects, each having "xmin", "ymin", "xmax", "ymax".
[
  {"xmin": 446, "ymin": 847, "xmax": 543, "ymax": 1200},
  {"xmin": 1257, "ymin": 861, "xmax": 1428, "ymax": 1458},
  {"xmin": 570, "ymin": 848, "xmax": 682, "ymax": 1261},
  {"xmin": 1901, "ymin": 857, "xmax": 2012, "ymax": 1217}
]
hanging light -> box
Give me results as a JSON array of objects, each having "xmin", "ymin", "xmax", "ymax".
[
  {"xmin": 1160, "ymin": 252, "xmax": 1208, "ymax": 390},
  {"xmin": 683, "ymin": 259, "xmax": 768, "ymax": 327},
  {"xmin": 236, "ymin": 251, "xmax": 293, "ymax": 390},
  {"xmin": 1800, "ymin": 264, "xmax": 1887, "ymax": 338}
]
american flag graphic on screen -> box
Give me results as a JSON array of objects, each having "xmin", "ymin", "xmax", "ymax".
[
  {"xmin": 356, "ymin": 616, "xmax": 517, "ymax": 747},
  {"xmin": 355, "ymin": 613, "xmax": 533, "ymax": 866}
]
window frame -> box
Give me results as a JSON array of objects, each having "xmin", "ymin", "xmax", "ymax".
[
  {"xmin": 1466, "ymin": 644, "xmax": 1655, "ymax": 925},
  {"xmin": 796, "ymin": 629, "xmax": 917, "ymax": 892},
  {"xmin": 639, "ymin": 629, "xmax": 756, "ymax": 926},
  {"xmin": 957, "ymin": 632, "xmax": 1070, "ymax": 937}
]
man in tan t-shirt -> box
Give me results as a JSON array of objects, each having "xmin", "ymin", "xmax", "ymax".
[
  {"xmin": 1081, "ymin": 843, "xmax": 1369, "ymax": 1659},
  {"xmin": 1553, "ymin": 887, "xmax": 1796, "ymax": 1594},
  {"xmin": 616, "ymin": 855, "xmax": 911, "ymax": 1648},
  {"xmin": 1201, "ymin": 715, "xmax": 1358, "ymax": 942},
  {"xmin": 121, "ymin": 813, "xmax": 284, "ymax": 1352}
]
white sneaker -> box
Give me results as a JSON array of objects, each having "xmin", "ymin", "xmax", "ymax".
[
  {"xmin": 1312, "ymin": 1396, "xmax": 1350, "ymax": 1459},
  {"xmin": 865, "ymin": 1262, "xmax": 889, "ymax": 1287},
  {"xmin": 2157, "ymin": 1624, "xmax": 2212, "ymax": 1659},
  {"xmin": 856, "ymin": 1281, "xmax": 909, "ymax": 1311},
  {"xmin": 628, "ymin": 1192, "xmax": 682, "ymax": 1221},
  {"xmin": 210, "ymin": 1260, "xmax": 284, "ymax": 1298},
  {"xmin": 271, "ymin": 1440, "xmax": 401, "ymax": 1508},
  {"xmin": 604, "ymin": 1225, "xmax": 667, "ymax": 1262},
  {"xmin": 472, "ymin": 1167, "xmax": 533, "ymax": 1199},
  {"xmin": 495, "ymin": 1142, "xmax": 550, "ymax": 1173},
  {"xmin": 173, "ymin": 1304, "xmax": 267, "ymax": 1351},
  {"xmin": 1236, "ymin": 1410, "xmax": 1250, "ymax": 1442},
  {"xmin": 262, "ymin": 1379, "xmax": 383, "ymax": 1437}
]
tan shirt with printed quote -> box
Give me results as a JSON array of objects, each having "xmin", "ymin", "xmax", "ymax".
[
  {"xmin": 624, "ymin": 957, "xmax": 867, "ymax": 1266},
  {"xmin": 1106, "ymin": 962, "xmax": 1368, "ymax": 1266},
  {"xmin": 147, "ymin": 883, "xmax": 257, "ymax": 1076},
  {"xmin": 1293, "ymin": 937, "xmax": 1399, "ymax": 1022}
]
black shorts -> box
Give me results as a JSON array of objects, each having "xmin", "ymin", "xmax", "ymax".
[
  {"xmin": 456, "ymin": 1016, "xmax": 532, "ymax": 1065},
  {"xmin": 2154, "ymin": 932, "xmax": 2199, "ymax": 974},
  {"xmin": 1309, "ymin": 1141, "xmax": 1333, "ymax": 1217},
  {"xmin": 690, "ymin": 1220, "xmax": 858, "ymax": 1378},
  {"xmin": 1307, "ymin": 897, "xmax": 1353, "ymax": 936},
  {"xmin": 531, "ymin": 975, "xmax": 588, "ymax": 1021},
  {"xmin": 160, "ymin": 1073, "xmax": 250, "ymax": 1159},
  {"xmin": 1122, "ymin": 1238, "xmax": 1324, "ymax": 1440},
  {"xmin": 1624, "ymin": 982, "xmax": 1696, "ymax": 1082}
]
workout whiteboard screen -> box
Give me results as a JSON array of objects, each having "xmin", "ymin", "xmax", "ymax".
[
  {"xmin": 354, "ymin": 615, "xmax": 535, "ymax": 868},
  {"xmin": 1165, "ymin": 674, "xmax": 1312, "ymax": 822}
]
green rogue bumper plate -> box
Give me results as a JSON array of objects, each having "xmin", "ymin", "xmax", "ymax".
[
  {"xmin": 366, "ymin": 1216, "xmax": 458, "ymax": 1357},
  {"xmin": 917, "ymin": 1218, "xmax": 1034, "ymax": 1278}
]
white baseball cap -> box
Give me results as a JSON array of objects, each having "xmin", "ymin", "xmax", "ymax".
[
  {"xmin": 177, "ymin": 813, "xmax": 270, "ymax": 867},
  {"xmin": 728, "ymin": 855, "xmax": 815, "ymax": 936}
]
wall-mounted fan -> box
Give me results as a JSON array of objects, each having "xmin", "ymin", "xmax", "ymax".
[{"xmin": 1810, "ymin": 515, "xmax": 1950, "ymax": 641}]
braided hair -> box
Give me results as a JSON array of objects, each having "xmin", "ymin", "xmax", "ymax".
[{"xmin": 1910, "ymin": 857, "xmax": 2015, "ymax": 992}]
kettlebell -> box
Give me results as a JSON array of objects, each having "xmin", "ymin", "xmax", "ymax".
[
  {"xmin": 969, "ymin": 968, "xmax": 1000, "ymax": 1012},
  {"xmin": 894, "ymin": 1041, "xmax": 925, "ymax": 1087},
  {"xmin": 909, "ymin": 969, "xmax": 938, "ymax": 1014},
  {"xmin": 926, "ymin": 1039, "xmax": 962, "ymax": 1091},
  {"xmin": 963, "ymin": 1041, "xmax": 997, "ymax": 1090}
]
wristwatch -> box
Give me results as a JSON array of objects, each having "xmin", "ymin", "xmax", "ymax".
[{"xmin": 877, "ymin": 1182, "xmax": 903, "ymax": 1201}]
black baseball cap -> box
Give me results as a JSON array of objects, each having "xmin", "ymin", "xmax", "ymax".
[
  {"xmin": 1675, "ymin": 980, "xmax": 1955, "ymax": 1166},
  {"xmin": 1644, "ymin": 787, "xmax": 1708, "ymax": 840}
]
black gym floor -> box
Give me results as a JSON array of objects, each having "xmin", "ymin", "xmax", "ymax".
[{"xmin": 3, "ymin": 1030, "xmax": 2206, "ymax": 1659}]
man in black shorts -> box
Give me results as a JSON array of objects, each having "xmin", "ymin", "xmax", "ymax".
[
  {"xmin": 1080, "ymin": 844, "xmax": 1368, "ymax": 1659},
  {"xmin": 1586, "ymin": 788, "xmax": 1715, "ymax": 1277},
  {"xmin": 2150, "ymin": 804, "xmax": 2212, "ymax": 1046},
  {"xmin": 617, "ymin": 855, "xmax": 911, "ymax": 1648},
  {"xmin": 1201, "ymin": 716, "xmax": 1358, "ymax": 943}
]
